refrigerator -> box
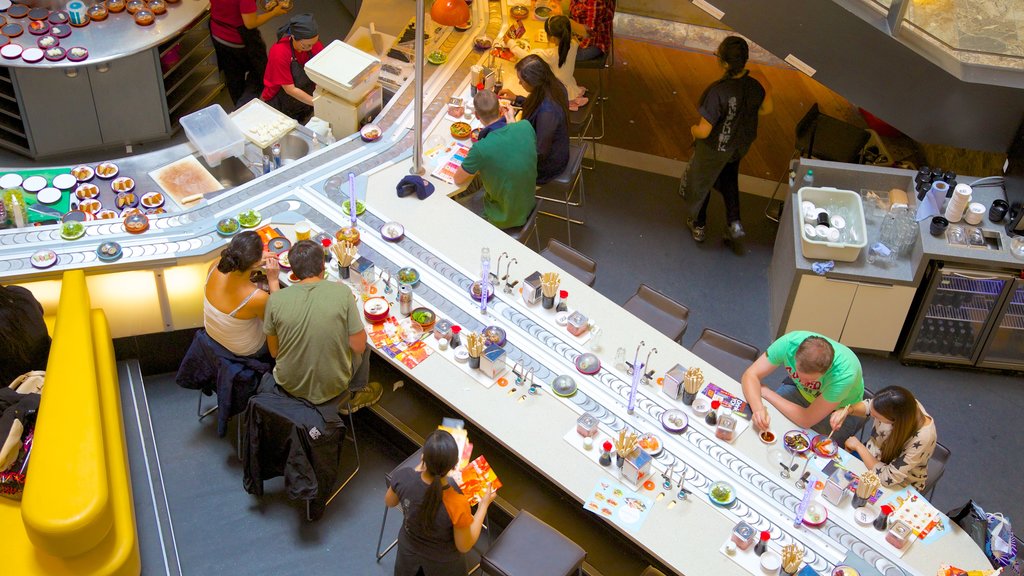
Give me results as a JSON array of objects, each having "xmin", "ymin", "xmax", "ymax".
[{"xmin": 901, "ymin": 265, "xmax": 1024, "ymax": 370}]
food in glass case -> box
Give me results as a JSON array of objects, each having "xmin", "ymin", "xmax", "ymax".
[
  {"xmin": 87, "ymin": 3, "xmax": 108, "ymax": 21},
  {"xmin": 107, "ymin": 0, "xmax": 127, "ymax": 13},
  {"xmin": 148, "ymin": 0, "xmax": 167, "ymax": 14},
  {"xmin": 134, "ymin": 9, "xmax": 154, "ymax": 25}
]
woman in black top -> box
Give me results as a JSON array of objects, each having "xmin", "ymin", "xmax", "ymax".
[
  {"xmin": 0, "ymin": 285, "xmax": 50, "ymax": 386},
  {"xmin": 680, "ymin": 36, "xmax": 773, "ymax": 244},
  {"xmin": 499, "ymin": 55, "xmax": 571, "ymax": 184},
  {"xmin": 385, "ymin": 430, "xmax": 495, "ymax": 576}
]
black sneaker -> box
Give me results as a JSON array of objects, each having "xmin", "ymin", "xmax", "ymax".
[
  {"xmin": 339, "ymin": 381, "xmax": 383, "ymax": 415},
  {"xmin": 686, "ymin": 218, "xmax": 706, "ymax": 242}
]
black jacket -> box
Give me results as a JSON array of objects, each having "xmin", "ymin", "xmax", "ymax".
[
  {"xmin": 241, "ymin": 391, "xmax": 344, "ymax": 509},
  {"xmin": 175, "ymin": 330, "xmax": 271, "ymax": 437}
]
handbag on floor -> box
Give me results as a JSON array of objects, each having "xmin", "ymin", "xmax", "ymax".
[{"xmin": 949, "ymin": 500, "xmax": 1019, "ymax": 570}]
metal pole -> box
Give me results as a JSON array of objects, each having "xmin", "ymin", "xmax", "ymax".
[{"xmin": 412, "ymin": 0, "xmax": 425, "ymax": 175}]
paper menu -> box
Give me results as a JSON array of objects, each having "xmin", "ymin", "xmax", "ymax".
[
  {"xmin": 582, "ymin": 480, "xmax": 653, "ymax": 533},
  {"xmin": 456, "ymin": 455, "xmax": 502, "ymax": 506},
  {"xmin": 438, "ymin": 425, "xmax": 474, "ymax": 470},
  {"xmin": 879, "ymin": 486, "xmax": 949, "ymax": 544},
  {"xmin": 700, "ymin": 383, "xmax": 750, "ymax": 417},
  {"xmin": 430, "ymin": 143, "xmax": 472, "ymax": 185}
]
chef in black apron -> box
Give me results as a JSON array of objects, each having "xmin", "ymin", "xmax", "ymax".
[
  {"xmin": 261, "ymin": 13, "xmax": 322, "ymax": 123},
  {"xmin": 209, "ymin": 0, "xmax": 288, "ymax": 106}
]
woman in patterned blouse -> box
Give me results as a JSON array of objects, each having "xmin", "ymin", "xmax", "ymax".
[{"xmin": 829, "ymin": 386, "xmax": 936, "ymax": 491}]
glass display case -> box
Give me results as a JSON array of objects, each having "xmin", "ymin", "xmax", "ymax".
[{"xmin": 978, "ymin": 281, "xmax": 1024, "ymax": 371}]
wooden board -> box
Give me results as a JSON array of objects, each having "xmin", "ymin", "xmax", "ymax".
[{"xmin": 148, "ymin": 156, "xmax": 223, "ymax": 206}]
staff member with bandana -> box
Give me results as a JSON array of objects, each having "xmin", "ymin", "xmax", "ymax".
[
  {"xmin": 261, "ymin": 13, "xmax": 323, "ymax": 122},
  {"xmin": 209, "ymin": 0, "xmax": 289, "ymax": 106}
]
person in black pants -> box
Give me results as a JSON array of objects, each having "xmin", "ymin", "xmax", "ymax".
[
  {"xmin": 679, "ymin": 36, "xmax": 773, "ymax": 244},
  {"xmin": 209, "ymin": 0, "xmax": 290, "ymax": 106}
]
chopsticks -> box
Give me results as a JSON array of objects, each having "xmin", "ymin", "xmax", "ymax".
[{"xmin": 827, "ymin": 405, "xmax": 852, "ymax": 441}]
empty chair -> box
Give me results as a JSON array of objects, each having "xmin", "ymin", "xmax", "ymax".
[
  {"xmin": 503, "ymin": 203, "xmax": 541, "ymax": 249},
  {"xmin": 640, "ymin": 567, "xmax": 669, "ymax": 576},
  {"xmin": 540, "ymin": 239, "xmax": 597, "ymax": 287},
  {"xmin": 476, "ymin": 510, "xmax": 585, "ymax": 576},
  {"xmin": 623, "ymin": 284, "xmax": 690, "ymax": 342},
  {"xmin": 923, "ymin": 441, "xmax": 950, "ymax": 500},
  {"xmin": 690, "ymin": 327, "xmax": 760, "ymax": 382}
]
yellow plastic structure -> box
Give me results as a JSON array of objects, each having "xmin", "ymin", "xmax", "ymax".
[{"xmin": 0, "ymin": 270, "xmax": 140, "ymax": 575}]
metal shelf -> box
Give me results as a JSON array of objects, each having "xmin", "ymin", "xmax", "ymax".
[
  {"xmin": 925, "ymin": 304, "xmax": 990, "ymax": 323},
  {"xmin": 167, "ymin": 66, "xmax": 220, "ymax": 115},
  {"xmin": 169, "ymin": 82, "xmax": 223, "ymax": 127},
  {"xmin": 165, "ymin": 55, "xmax": 216, "ymax": 98},
  {"xmin": 939, "ymin": 275, "xmax": 1006, "ymax": 296},
  {"xmin": 162, "ymin": 35, "xmax": 215, "ymax": 81}
]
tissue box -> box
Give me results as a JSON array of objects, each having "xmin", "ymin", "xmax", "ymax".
[{"xmin": 662, "ymin": 364, "xmax": 686, "ymax": 400}]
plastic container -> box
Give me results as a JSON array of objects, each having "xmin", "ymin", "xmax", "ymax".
[
  {"xmin": 798, "ymin": 186, "xmax": 868, "ymax": 262},
  {"xmin": 304, "ymin": 40, "xmax": 381, "ymax": 103},
  {"xmin": 179, "ymin": 104, "xmax": 245, "ymax": 167}
]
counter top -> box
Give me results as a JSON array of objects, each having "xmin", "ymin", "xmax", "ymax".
[
  {"xmin": 786, "ymin": 159, "xmax": 1022, "ymax": 289},
  {"xmin": 0, "ymin": 1, "xmax": 207, "ymax": 68}
]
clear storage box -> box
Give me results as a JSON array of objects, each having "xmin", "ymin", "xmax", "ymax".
[
  {"xmin": 798, "ymin": 186, "xmax": 868, "ymax": 262},
  {"xmin": 179, "ymin": 104, "xmax": 246, "ymax": 167}
]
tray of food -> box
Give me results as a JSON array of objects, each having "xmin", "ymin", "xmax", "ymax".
[{"xmin": 230, "ymin": 98, "xmax": 298, "ymax": 149}]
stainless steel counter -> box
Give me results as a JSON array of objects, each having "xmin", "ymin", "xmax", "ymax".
[{"xmin": 1, "ymin": 1, "xmax": 209, "ymax": 68}]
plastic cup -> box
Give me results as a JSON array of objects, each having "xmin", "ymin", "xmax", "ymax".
[{"xmin": 295, "ymin": 221, "xmax": 311, "ymax": 241}]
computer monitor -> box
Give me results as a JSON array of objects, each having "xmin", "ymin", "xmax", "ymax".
[{"xmin": 1004, "ymin": 114, "xmax": 1024, "ymax": 237}]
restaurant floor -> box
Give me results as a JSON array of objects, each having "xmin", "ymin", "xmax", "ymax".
[{"xmin": 125, "ymin": 159, "xmax": 1024, "ymax": 576}]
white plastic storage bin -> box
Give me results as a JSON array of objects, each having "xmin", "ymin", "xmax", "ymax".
[
  {"xmin": 179, "ymin": 104, "xmax": 246, "ymax": 167},
  {"xmin": 304, "ymin": 40, "xmax": 381, "ymax": 104},
  {"xmin": 798, "ymin": 186, "xmax": 868, "ymax": 262}
]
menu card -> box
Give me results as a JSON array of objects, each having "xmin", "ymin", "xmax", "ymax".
[{"xmin": 455, "ymin": 455, "xmax": 502, "ymax": 506}]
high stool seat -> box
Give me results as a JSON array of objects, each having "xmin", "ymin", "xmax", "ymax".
[
  {"xmin": 536, "ymin": 143, "xmax": 588, "ymax": 243},
  {"xmin": 690, "ymin": 327, "xmax": 760, "ymax": 382},
  {"xmin": 478, "ymin": 510, "xmax": 585, "ymax": 576},
  {"xmin": 623, "ymin": 284, "xmax": 690, "ymax": 343},
  {"xmin": 540, "ymin": 239, "xmax": 596, "ymax": 287},
  {"xmin": 569, "ymin": 88, "xmax": 599, "ymax": 169},
  {"xmin": 376, "ymin": 448, "xmax": 425, "ymax": 561},
  {"xmin": 503, "ymin": 202, "xmax": 541, "ymax": 249}
]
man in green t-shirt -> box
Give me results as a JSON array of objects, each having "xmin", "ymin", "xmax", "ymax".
[
  {"xmin": 261, "ymin": 240, "xmax": 381, "ymax": 421},
  {"xmin": 454, "ymin": 90, "xmax": 538, "ymax": 229},
  {"xmin": 741, "ymin": 330, "xmax": 864, "ymax": 442}
]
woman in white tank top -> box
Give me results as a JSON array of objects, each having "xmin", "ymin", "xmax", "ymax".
[{"xmin": 204, "ymin": 231, "xmax": 280, "ymax": 357}]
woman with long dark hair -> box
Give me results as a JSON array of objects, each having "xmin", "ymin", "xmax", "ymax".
[
  {"xmin": 0, "ymin": 285, "xmax": 50, "ymax": 386},
  {"xmin": 204, "ymin": 230, "xmax": 279, "ymax": 357},
  {"xmin": 385, "ymin": 430, "xmax": 495, "ymax": 576},
  {"xmin": 499, "ymin": 55, "xmax": 570, "ymax": 184},
  {"xmin": 679, "ymin": 35, "xmax": 772, "ymax": 244},
  {"xmin": 830, "ymin": 386, "xmax": 936, "ymax": 490},
  {"xmin": 511, "ymin": 16, "xmax": 588, "ymax": 110}
]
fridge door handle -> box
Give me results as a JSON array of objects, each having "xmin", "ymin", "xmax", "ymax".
[{"xmin": 950, "ymin": 271, "xmax": 1001, "ymax": 281}]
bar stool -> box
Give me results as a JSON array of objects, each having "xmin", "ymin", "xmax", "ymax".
[
  {"xmin": 569, "ymin": 89, "xmax": 599, "ymax": 169},
  {"xmin": 856, "ymin": 387, "xmax": 875, "ymax": 442},
  {"xmin": 504, "ymin": 203, "xmax": 541, "ymax": 249},
  {"xmin": 375, "ymin": 448, "xmax": 424, "ymax": 561},
  {"xmin": 623, "ymin": 284, "xmax": 690, "ymax": 343},
  {"xmin": 475, "ymin": 510, "xmax": 585, "ymax": 576},
  {"xmin": 536, "ymin": 143, "xmax": 588, "ymax": 244},
  {"xmin": 923, "ymin": 442, "xmax": 950, "ymax": 501},
  {"xmin": 540, "ymin": 239, "xmax": 596, "ymax": 287},
  {"xmin": 316, "ymin": 398, "xmax": 361, "ymax": 521},
  {"xmin": 690, "ymin": 327, "xmax": 760, "ymax": 381},
  {"xmin": 574, "ymin": 32, "xmax": 613, "ymax": 142}
]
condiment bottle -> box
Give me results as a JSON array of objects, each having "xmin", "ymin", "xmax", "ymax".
[
  {"xmin": 493, "ymin": 65, "xmax": 504, "ymax": 94},
  {"xmin": 874, "ymin": 505, "xmax": 893, "ymax": 531},
  {"xmin": 755, "ymin": 531, "xmax": 770, "ymax": 556},
  {"xmin": 398, "ymin": 283, "xmax": 413, "ymax": 316},
  {"xmin": 449, "ymin": 325, "xmax": 462, "ymax": 349},
  {"xmin": 598, "ymin": 441, "xmax": 613, "ymax": 466},
  {"xmin": 705, "ymin": 400, "xmax": 720, "ymax": 426}
]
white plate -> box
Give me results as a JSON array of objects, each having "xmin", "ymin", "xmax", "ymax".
[
  {"xmin": 1, "ymin": 44, "xmax": 23, "ymax": 60},
  {"xmin": 36, "ymin": 187, "xmax": 61, "ymax": 204},
  {"xmin": 21, "ymin": 47, "xmax": 44, "ymax": 63},
  {"xmin": 22, "ymin": 175, "xmax": 47, "ymax": 192},
  {"xmin": 51, "ymin": 173, "xmax": 77, "ymax": 189},
  {"xmin": 0, "ymin": 173, "xmax": 23, "ymax": 188}
]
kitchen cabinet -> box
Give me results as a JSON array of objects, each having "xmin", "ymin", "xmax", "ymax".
[{"xmin": 785, "ymin": 275, "xmax": 916, "ymax": 352}]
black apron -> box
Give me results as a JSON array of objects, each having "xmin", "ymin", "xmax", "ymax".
[
  {"xmin": 209, "ymin": 15, "xmax": 268, "ymax": 105},
  {"xmin": 267, "ymin": 41, "xmax": 315, "ymax": 122}
]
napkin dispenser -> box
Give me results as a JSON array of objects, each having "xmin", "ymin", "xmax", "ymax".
[
  {"xmin": 622, "ymin": 448, "xmax": 652, "ymax": 487},
  {"xmin": 662, "ymin": 363, "xmax": 686, "ymax": 400},
  {"xmin": 479, "ymin": 344, "xmax": 506, "ymax": 379},
  {"xmin": 350, "ymin": 257, "xmax": 376, "ymax": 287},
  {"xmin": 522, "ymin": 271, "xmax": 543, "ymax": 305},
  {"xmin": 822, "ymin": 468, "xmax": 853, "ymax": 506}
]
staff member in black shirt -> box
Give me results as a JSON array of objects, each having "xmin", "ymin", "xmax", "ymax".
[{"xmin": 680, "ymin": 36, "xmax": 773, "ymax": 244}]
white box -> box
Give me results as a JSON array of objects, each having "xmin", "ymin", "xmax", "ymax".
[
  {"xmin": 179, "ymin": 104, "xmax": 246, "ymax": 167},
  {"xmin": 305, "ymin": 40, "xmax": 381, "ymax": 103},
  {"xmin": 313, "ymin": 86, "xmax": 382, "ymax": 138},
  {"xmin": 230, "ymin": 98, "xmax": 297, "ymax": 149},
  {"xmin": 798, "ymin": 186, "xmax": 868, "ymax": 262}
]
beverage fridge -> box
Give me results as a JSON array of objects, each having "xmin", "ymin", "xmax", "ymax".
[{"xmin": 901, "ymin": 264, "xmax": 1024, "ymax": 370}]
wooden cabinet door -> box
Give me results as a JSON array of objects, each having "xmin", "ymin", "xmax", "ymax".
[
  {"xmin": 785, "ymin": 275, "xmax": 858, "ymax": 341},
  {"xmin": 841, "ymin": 283, "xmax": 917, "ymax": 352}
]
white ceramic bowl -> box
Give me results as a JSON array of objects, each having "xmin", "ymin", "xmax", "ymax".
[
  {"xmin": 692, "ymin": 396, "xmax": 711, "ymax": 416},
  {"xmin": 760, "ymin": 551, "xmax": 781, "ymax": 574}
]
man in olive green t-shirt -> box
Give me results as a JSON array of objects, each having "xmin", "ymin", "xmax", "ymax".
[
  {"xmin": 741, "ymin": 331, "xmax": 864, "ymax": 442},
  {"xmin": 261, "ymin": 241, "xmax": 381, "ymax": 419},
  {"xmin": 454, "ymin": 90, "xmax": 538, "ymax": 229}
]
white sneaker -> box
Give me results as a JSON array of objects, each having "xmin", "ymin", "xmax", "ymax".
[{"xmin": 728, "ymin": 221, "xmax": 746, "ymax": 240}]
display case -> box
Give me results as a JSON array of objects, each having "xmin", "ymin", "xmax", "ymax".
[
  {"xmin": 902, "ymin": 265, "xmax": 1017, "ymax": 366},
  {"xmin": 977, "ymin": 280, "xmax": 1024, "ymax": 371}
]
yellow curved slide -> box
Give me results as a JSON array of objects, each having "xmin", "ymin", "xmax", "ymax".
[{"xmin": 0, "ymin": 270, "xmax": 140, "ymax": 575}]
